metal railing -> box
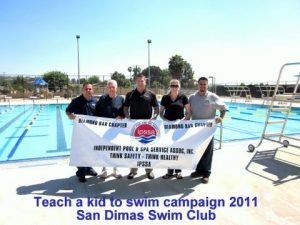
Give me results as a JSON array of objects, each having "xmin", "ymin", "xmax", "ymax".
[{"xmin": 214, "ymin": 122, "xmax": 223, "ymax": 149}]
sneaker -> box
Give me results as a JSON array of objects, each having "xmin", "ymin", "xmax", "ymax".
[
  {"xmin": 112, "ymin": 168, "xmax": 122, "ymax": 179},
  {"xmin": 100, "ymin": 167, "xmax": 108, "ymax": 179},
  {"xmin": 176, "ymin": 173, "xmax": 183, "ymax": 180},
  {"xmin": 190, "ymin": 171, "xmax": 203, "ymax": 178},
  {"xmin": 127, "ymin": 172, "xmax": 137, "ymax": 179},
  {"xmin": 162, "ymin": 173, "xmax": 173, "ymax": 179},
  {"xmin": 146, "ymin": 172, "xmax": 155, "ymax": 179},
  {"xmin": 79, "ymin": 176, "xmax": 86, "ymax": 183},
  {"xmin": 86, "ymin": 168, "xmax": 98, "ymax": 176},
  {"xmin": 202, "ymin": 176, "xmax": 209, "ymax": 184}
]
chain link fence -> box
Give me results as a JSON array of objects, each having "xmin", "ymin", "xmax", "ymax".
[
  {"xmin": 0, "ymin": 74, "xmax": 190, "ymax": 100},
  {"xmin": 4, "ymin": 74, "xmax": 295, "ymax": 100}
]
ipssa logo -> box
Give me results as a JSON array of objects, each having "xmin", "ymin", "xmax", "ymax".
[{"xmin": 131, "ymin": 121, "xmax": 160, "ymax": 145}]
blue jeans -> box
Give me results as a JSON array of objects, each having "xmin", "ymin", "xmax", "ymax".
[{"xmin": 195, "ymin": 138, "xmax": 214, "ymax": 177}]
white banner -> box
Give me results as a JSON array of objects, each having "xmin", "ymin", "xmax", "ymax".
[{"xmin": 69, "ymin": 115, "xmax": 216, "ymax": 169}]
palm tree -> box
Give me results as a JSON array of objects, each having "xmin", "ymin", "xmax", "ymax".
[
  {"xmin": 132, "ymin": 66, "xmax": 141, "ymax": 79},
  {"xmin": 128, "ymin": 66, "xmax": 132, "ymax": 76}
]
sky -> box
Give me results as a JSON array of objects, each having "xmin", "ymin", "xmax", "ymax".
[{"xmin": 1, "ymin": 0, "xmax": 300, "ymax": 84}]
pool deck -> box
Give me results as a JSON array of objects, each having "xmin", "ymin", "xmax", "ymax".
[
  {"xmin": 1, "ymin": 96, "xmax": 300, "ymax": 107},
  {"xmin": 0, "ymin": 139, "xmax": 299, "ymax": 225},
  {"xmin": 0, "ymin": 97, "xmax": 71, "ymax": 106}
]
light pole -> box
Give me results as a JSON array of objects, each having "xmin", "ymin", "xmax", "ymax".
[
  {"xmin": 76, "ymin": 35, "xmax": 80, "ymax": 87},
  {"xmin": 147, "ymin": 39, "xmax": 151, "ymax": 88}
]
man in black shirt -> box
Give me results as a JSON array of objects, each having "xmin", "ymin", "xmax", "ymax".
[
  {"xmin": 124, "ymin": 74, "xmax": 159, "ymax": 179},
  {"xmin": 94, "ymin": 80, "xmax": 124, "ymax": 179},
  {"xmin": 66, "ymin": 83, "xmax": 98, "ymax": 182}
]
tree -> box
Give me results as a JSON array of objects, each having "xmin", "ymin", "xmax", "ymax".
[
  {"xmin": 0, "ymin": 78, "xmax": 12, "ymax": 94},
  {"xmin": 168, "ymin": 55, "xmax": 194, "ymax": 88},
  {"xmin": 128, "ymin": 66, "xmax": 133, "ymax": 77},
  {"xmin": 181, "ymin": 61, "xmax": 194, "ymax": 88},
  {"xmin": 168, "ymin": 55, "xmax": 185, "ymax": 80},
  {"xmin": 88, "ymin": 76, "xmax": 100, "ymax": 84},
  {"xmin": 70, "ymin": 78, "xmax": 77, "ymax": 84},
  {"xmin": 142, "ymin": 66, "xmax": 162, "ymax": 87},
  {"xmin": 161, "ymin": 69, "xmax": 172, "ymax": 88},
  {"xmin": 132, "ymin": 66, "xmax": 141, "ymax": 80},
  {"xmin": 111, "ymin": 71, "xmax": 131, "ymax": 88},
  {"xmin": 11, "ymin": 76, "xmax": 26, "ymax": 93},
  {"xmin": 80, "ymin": 78, "xmax": 86, "ymax": 84},
  {"xmin": 43, "ymin": 71, "xmax": 68, "ymax": 91},
  {"xmin": 151, "ymin": 80, "xmax": 164, "ymax": 89}
]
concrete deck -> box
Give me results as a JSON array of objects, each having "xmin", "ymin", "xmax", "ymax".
[
  {"xmin": 0, "ymin": 140, "xmax": 299, "ymax": 225},
  {"xmin": 1, "ymin": 96, "xmax": 300, "ymax": 107}
]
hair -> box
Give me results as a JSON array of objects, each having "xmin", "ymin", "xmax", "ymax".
[
  {"xmin": 168, "ymin": 79, "xmax": 181, "ymax": 95},
  {"xmin": 135, "ymin": 73, "xmax": 146, "ymax": 80},
  {"xmin": 169, "ymin": 79, "xmax": 181, "ymax": 88},
  {"xmin": 82, "ymin": 82, "xmax": 93, "ymax": 88},
  {"xmin": 198, "ymin": 77, "xmax": 208, "ymax": 83},
  {"xmin": 107, "ymin": 79, "xmax": 118, "ymax": 88}
]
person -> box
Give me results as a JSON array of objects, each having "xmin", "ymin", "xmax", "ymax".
[
  {"xmin": 66, "ymin": 83, "xmax": 98, "ymax": 183},
  {"xmin": 123, "ymin": 74, "xmax": 159, "ymax": 179},
  {"xmin": 188, "ymin": 77, "xmax": 227, "ymax": 184},
  {"xmin": 160, "ymin": 79, "xmax": 190, "ymax": 180},
  {"xmin": 94, "ymin": 80, "xmax": 124, "ymax": 179}
]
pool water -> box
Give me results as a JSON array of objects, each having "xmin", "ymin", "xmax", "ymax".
[
  {"xmin": 0, "ymin": 102, "xmax": 299, "ymax": 162},
  {"xmin": 0, "ymin": 104, "xmax": 72, "ymax": 162},
  {"xmin": 216, "ymin": 102, "xmax": 300, "ymax": 142}
]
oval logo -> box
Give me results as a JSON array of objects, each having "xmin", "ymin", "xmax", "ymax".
[{"xmin": 131, "ymin": 122, "xmax": 159, "ymax": 145}]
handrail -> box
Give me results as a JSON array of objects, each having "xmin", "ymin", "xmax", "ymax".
[{"xmin": 214, "ymin": 121, "xmax": 223, "ymax": 149}]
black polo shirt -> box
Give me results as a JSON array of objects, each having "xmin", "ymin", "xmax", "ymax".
[
  {"xmin": 94, "ymin": 94, "xmax": 124, "ymax": 118},
  {"xmin": 124, "ymin": 89, "xmax": 158, "ymax": 119},
  {"xmin": 160, "ymin": 94, "xmax": 188, "ymax": 120},
  {"xmin": 65, "ymin": 95, "xmax": 97, "ymax": 116}
]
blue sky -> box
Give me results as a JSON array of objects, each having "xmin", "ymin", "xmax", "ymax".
[{"xmin": 1, "ymin": 0, "xmax": 300, "ymax": 84}]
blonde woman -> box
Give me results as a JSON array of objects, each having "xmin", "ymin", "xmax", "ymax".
[{"xmin": 159, "ymin": 79, "xmax": 190, "ymax": 179}]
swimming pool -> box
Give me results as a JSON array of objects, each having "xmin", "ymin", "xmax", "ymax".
[
  {"xmin": 0, "ymin": 104, "xmax": 72, "ymax": 162},
  {"xmin": 0, "ymin": 102, "xmax": 300, "ymax": 162},
  {"xmin": 216, "ymin": 102, "xmax": 300, "ymax": 142}
]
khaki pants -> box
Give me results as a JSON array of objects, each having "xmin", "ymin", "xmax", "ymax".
[{"xmin": 130, "ymin": 168, "xmax": 153, "ymax": 173}]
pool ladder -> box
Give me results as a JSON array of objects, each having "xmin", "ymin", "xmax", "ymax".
[{"xmin": 248, "ymin": 62, "xmax": 300, "ymax": 152}]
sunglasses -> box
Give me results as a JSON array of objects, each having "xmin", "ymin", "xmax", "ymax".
[{"xmin": 170, "ymin": 84, "xmax": 179, "ymax": 88}]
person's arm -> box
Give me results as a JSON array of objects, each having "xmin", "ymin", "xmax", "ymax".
[
  {"xmin": 65, "ymin": 100, "xmax": 76, "ymax": 120},
  {"xmin": 183, "ymin": 103, "xmax": 191, "ymax": 120},
  {"xmin": 214, "ymin": 94, "xmax": 227, "ymax": 123},
  {"xmin": 123, "ymin": 106, "xmax": 130, "ymax": 119},
  {"xmin": 159, "ymin": 105, "xmax": 167, "ymax": 121},
  {"xmin": 150, "ymin": 93, "xmax": 159, "ymax": 120},
  {"xmin": 116, "ymin": 106, "xmax": 125, "ymax": 119},
  {"xmin": 215, "ymin": 110, "xmax": 226, "ymax": 123},
  {"xmin": 94, "ymin": 99, "xmax": 101, "ymax": 117},
  {"xmin": 151, "ymin": 106, "xmax": 159, "ymax": 120},
  {"xmin": 116, "ymin": 99, "xmax": 125, "ymax": 119},
  {"xmin": 123, "ymin": 92, "xmax": 131, "ymax": 119},
  {"xmin": 66, "ymin": 111, "xmax": 76, "ymax": 120}
]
